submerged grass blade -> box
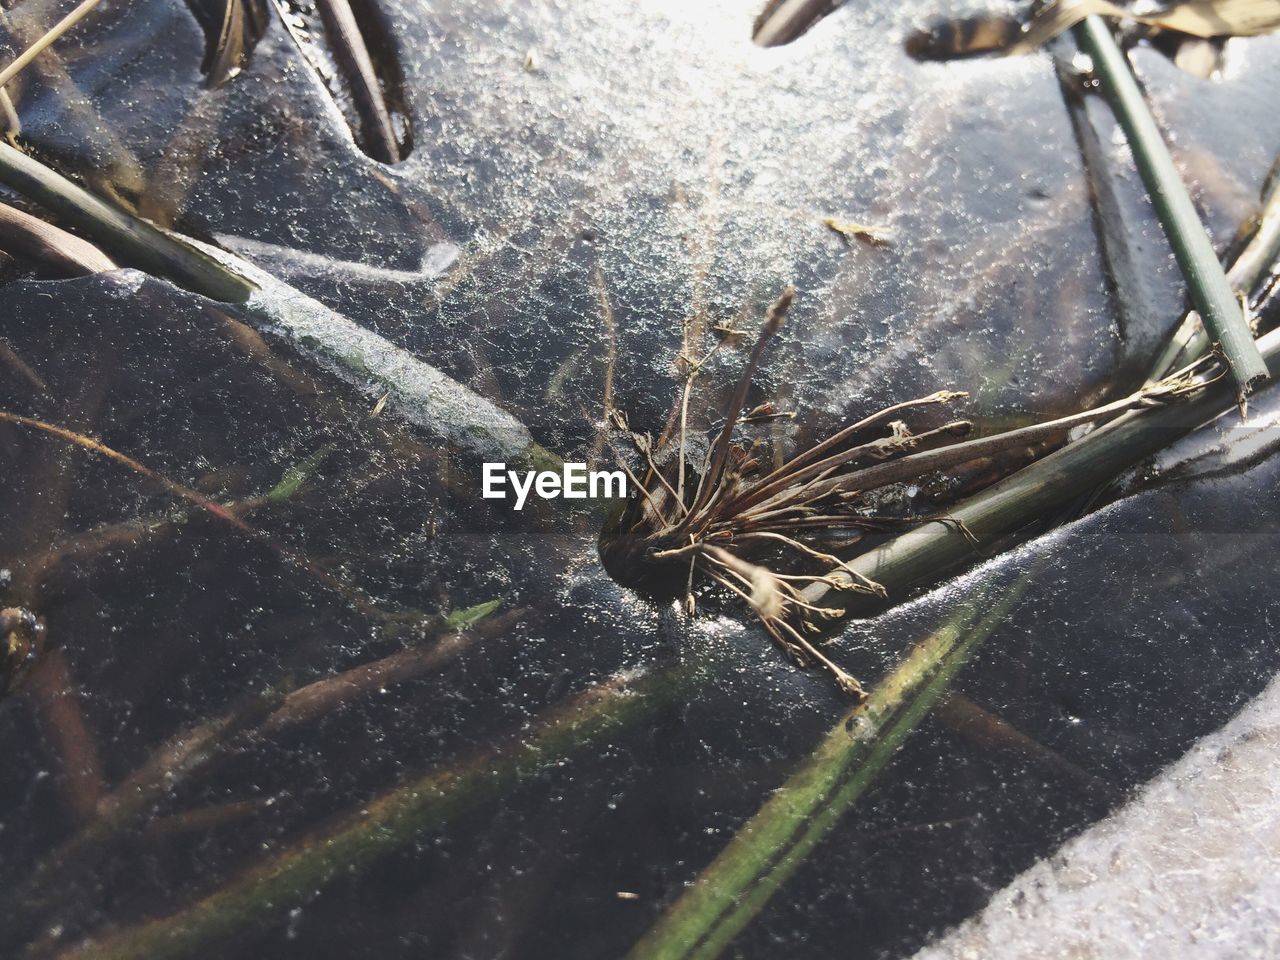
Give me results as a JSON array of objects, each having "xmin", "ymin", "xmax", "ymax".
[
  {"xmin": 263, "ymin": 443, "xmax": 335, "ymax": 502},
  {"xmin": 0, "ymin": 411, "xmax": 431, "ymax": 623},
  {"xmin": 46, "ymin": 666, "xmax": 688, "ymax": 960},
  {"xmin": 625, "ymin": 574, "xmax": 1037, "ymax": 960},
  {"xmin": 443, "ymin": 597, "xmax": 502, "ymax": 629},
  {"xmin": 192, "ymin": 236, "xmax": 549, "ymax": 467},
  {"xmin": 15, "ymin": 609, "xmax": 525, "ymax": 928},
  {"xmin": 1076, "ymin": 14, "xmax": 1268, "ymax": 398}
]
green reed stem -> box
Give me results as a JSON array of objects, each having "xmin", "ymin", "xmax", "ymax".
[
  {"xmin": 0, "ymin": 144, "xmax": 551, "ymax": 466},
  {"xmin": 1149, "ymin": 166, "xmax": 1280, "ymax": 381},
  {"xmin": 1075, "ymin": 15, "xmax": 1267, "ymax": 396},
  {"xmin": 0, "ymin": 142, "xmax": 252, "ymax": 301}
]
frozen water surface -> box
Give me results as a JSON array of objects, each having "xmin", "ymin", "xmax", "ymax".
[{"xmin": 0, "ymin": 1, "xmax": 1279, "ymax": 958}]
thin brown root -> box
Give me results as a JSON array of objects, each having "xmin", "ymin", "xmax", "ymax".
[
  {"xmin": 775, "ymin": 618, "xmax": 866, "ymax": 699},
  {"xmin": 0, "ymin": 409, "xmax": 251, "ymax": 530},
  {"xmin": 0, "ymin": 410, "xmax": 416, "ymax": 623}
]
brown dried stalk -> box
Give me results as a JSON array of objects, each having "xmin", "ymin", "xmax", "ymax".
[
  {"xmin": 315, "ymin": 0, "xmax": 401, "ymax": 163},
  {"xmin": 0, "ymin": 200, "xmax": 117, "ymax": 274}
]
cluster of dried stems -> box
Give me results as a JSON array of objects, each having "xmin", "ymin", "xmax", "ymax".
[{"xmin": 602, "ymin": 288, "xmax": 1219, "ymax": 696}]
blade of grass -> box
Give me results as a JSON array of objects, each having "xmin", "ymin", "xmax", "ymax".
[
  {"xmin": 0, "ymin": 339, "xmax": 48, "ymax": 393},
  {"xmin": 443, "ymin": 597, "xmax": 502, "ymax": 630},
  {"xmin": 262, "ymin": 443, "xmax": 335, "ymax": 502},
  {"xmin": 625, "ymin": 572, "xmax": 1038, "ymax": 960},
  {"xmin": 1075, "ymin": 14, "xmax": 1268, "ymax": 398},
  {"xmin": 26, "ymin": 650, "xmax": 106, "ymax": 822},
  {"xmin": 0, "ymin": 410, "xmax": 253, "ymax": 530},
  {"xmin": 44, "ymin": 665, "xmax": 689, "ymax": 960},
  {"xmin": 191, "ymin": 235, "xmax": 551, "ymax": 467}
]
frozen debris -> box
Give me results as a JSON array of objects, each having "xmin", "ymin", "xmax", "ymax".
[{"xmin": 823, "ymin": 216, "xmax": 893, "ymax": 245}]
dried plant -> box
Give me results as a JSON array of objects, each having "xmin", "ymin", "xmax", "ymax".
[
  {"xmin": 599, "ymin": 289, "xmax": 970, "ymax": 695},
  {"xmin": 600, "ymin": 288, "xmax": 1217, "ymax": 696}
]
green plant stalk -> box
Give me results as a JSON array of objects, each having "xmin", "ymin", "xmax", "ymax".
[
  {"xmin": 806, "ymin": 323, "xmax": 1280, "ymax": 615},
  {"xmin": 0, "ymin": 143, "xmax": 553, "ymax": 468},
  {"xmin": 1149, "ymin": 169, "xmax": 1280, "ymax": 381},
  {"xmin": 625, "ymin": 575, "xmax": 1037, "ymax": 960},
  {"xmin": 1075, "ymin": 15, "xmax": 1268, "ymax": 395},
  {"xmin": 46, "ymin": 665, "xmax": 689, "ymax": 960},
  {"xmin": 0, "ymin": 142, "xmax": 252, "ymax": 301}
]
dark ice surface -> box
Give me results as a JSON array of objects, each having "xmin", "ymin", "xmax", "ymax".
[{"xmin": 1, "ymin": 2, "xmax": 1278, "ymax": 958}]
